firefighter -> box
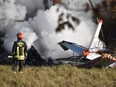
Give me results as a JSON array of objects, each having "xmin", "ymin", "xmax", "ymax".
[{"xmin": 12, "ymin": 32, "xmax": 27, "ymax": 73}]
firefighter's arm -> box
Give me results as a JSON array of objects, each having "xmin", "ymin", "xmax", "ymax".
[
  {"xmin": 24, "ymin": 42, "xmax": 28, "ymax": 59},
  {"xmin": 12, "ymin": 42, "xmax": 16, "ymax": 57},
  {"xmin": 24, "ymin": 51, "xmax": 27, "ymax": 59}
]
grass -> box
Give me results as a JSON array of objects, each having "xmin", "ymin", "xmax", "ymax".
[{"xmin": 0, "ymin": 65, "xmax": 116, "ymax": 87}]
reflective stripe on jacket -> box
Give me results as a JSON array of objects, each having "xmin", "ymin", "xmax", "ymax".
[{"xmin": 12, "ymin": 40, "xmax": 27, "ymax": 60}]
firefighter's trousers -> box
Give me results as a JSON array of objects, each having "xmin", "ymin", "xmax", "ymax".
[{"xmin": 12, "ymin": 58, "xmax": 25, "ymax": 72}]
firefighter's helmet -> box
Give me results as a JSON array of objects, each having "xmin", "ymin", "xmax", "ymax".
[{"xmin": 17, "ymin": 32, "xmax": 23, "ymax": 39}]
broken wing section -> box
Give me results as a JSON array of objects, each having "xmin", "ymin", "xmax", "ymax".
[{"xmin": 58, "ymin": 40, "xmax": 86, "ymax": 55}]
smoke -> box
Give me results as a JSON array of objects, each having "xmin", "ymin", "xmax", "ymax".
[
  {"xmin": 15, "ymin": 0, "xmax": 53, "ymax": 17},
  {"xmin": 1, "ymin": 0, "xmax": 26, "ymax": 20},
  {"xmin": 28, "ymin": 2, "xmax": 97, "ymax": 58},
  {"xmin": 3, "ymin": 21, "xmax": 38, "ymax": 52},
  {"xmin": 0, "ymin": 0, "xmax": 105, "ymax": 58},
  {"xmin": 0, "ymin": 0, "xmax": 37, "ymax": 52}
]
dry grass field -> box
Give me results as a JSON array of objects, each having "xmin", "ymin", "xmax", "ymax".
[{"xmin": 0, "ymin": 65, "xmax": 116, "ymax": 87}]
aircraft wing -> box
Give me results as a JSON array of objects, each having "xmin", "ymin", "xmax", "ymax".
[{"xmin": 58, "ymin": 40, "xmax": 86, "ymax": 55}]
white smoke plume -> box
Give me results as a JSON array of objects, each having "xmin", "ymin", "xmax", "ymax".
[
  {"xmin": 0, "ymin": 0, "xmax": 104, "ymax": 58},
  {"xmin": 0, "ymin": 0, "xmax": 26, "ymax": 20},
  {"xmin": 3, "ymin": 21, "xmax": 38, "ymax": 52},
  {"xmin": 15, "ymin": 0, "xmax": 53, "ymax": 16},
  {"xmin": 0, "ymin": 0, "xmax": 37, "ymax": 52},
  {"xmin": 27, "ymin": 0, "xmax": 100, "ymax": 58}
]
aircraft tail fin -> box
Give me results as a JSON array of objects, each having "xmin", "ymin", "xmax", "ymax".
[{"xmin": 89, "ymin": 19, "xmax": 106, "ymax": 52}]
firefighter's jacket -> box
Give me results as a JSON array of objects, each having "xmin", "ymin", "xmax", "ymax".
[{"xmin": 12, "ymin": 40, "xmax": 27, "ymax": 60}]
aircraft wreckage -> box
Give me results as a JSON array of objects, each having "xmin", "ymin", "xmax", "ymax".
[
  {"xmin": 6, "ymin": 19, "xmax": 116, "ymax": 68},
  {"xmin": 57, "ymin": 19, "xmax": 116, "ymax": 68}
]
